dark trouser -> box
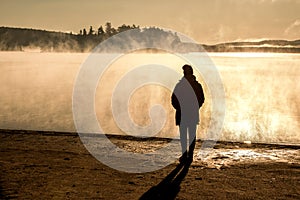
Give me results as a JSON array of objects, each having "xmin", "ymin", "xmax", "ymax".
[{"xmin": 179, "ymin": 123, "xmax": 196, "ymax": 158}]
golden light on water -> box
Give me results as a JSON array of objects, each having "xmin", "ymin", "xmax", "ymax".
[
  {"xmin": 0, "ymin": 51, "xmax": 299, "ymax": 144},
  {"xmin": 95, "ymin": 52, "xmax": 212, "ymax": 138}
]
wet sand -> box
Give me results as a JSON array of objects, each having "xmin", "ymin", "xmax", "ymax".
[{"xmin": 1, "ymin": 129, "xmax": 299, "ymax": 199}]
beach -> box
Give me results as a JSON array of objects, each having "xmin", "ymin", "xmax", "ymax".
[{"xmin": 1, "ymin": 129, "xmax": 299, "ymax": 199}]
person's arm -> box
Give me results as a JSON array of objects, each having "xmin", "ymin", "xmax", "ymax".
[
  {"xmin": 196, "ymin": 83, "xmax": 205, "ymax": 108},
  {"xmin": 171, "ymin": 91, "xmax": 180, "ymax": 110}
]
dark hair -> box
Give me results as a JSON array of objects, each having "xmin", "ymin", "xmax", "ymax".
[{"xmin": 182, "ymin": 64, "xmax": 193, "ymax": 76}]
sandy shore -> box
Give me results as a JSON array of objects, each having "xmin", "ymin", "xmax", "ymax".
[{"xmin": 1, "ymin": 129, "xmax": 299, "ymax": 199}]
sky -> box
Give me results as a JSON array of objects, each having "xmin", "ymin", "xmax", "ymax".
[{"xmin": 0, "ymin": 0, "xmax": 299, "ymax": 44}]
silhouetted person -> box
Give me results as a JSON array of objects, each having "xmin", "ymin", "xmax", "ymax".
[{"xmin": 171, "ymin": 65, "xmax": 205, "ymax": 163}]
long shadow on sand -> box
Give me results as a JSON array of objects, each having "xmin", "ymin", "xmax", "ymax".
[{"xmin": 139, "ymin": 161, "xmax": 191, "ymax": 200}]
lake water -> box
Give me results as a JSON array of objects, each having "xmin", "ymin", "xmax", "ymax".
[{"xmin": 0, "ymin": 51, "xmax": 299, "ymax": 144}]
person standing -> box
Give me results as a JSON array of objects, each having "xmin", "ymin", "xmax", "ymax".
[{"xmin": 171, "ymin": 64, "xmax": 205, "ymax": 163}]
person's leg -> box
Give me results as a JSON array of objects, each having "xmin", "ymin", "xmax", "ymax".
[
  {"xmin": 187, "ymin": 124, "xmax": 197, "ymax": 162},
  {"xmin": 179, "ymin": 124, "xmax": 188, "ymax": 162}
]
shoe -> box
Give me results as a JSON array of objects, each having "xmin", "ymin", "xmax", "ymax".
[{"xmin": 186, "ymin": 152, "xmax": 194, "ymax": 164}]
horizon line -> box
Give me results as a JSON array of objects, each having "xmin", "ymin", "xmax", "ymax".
[{"xmin": 1, "ymin": 25, "xmax": 299, "ymax": 46}]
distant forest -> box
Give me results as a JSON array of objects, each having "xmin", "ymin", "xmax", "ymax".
[{"xmin": 0, "ymin": 23, "xmax": 299, "ymax": 53}]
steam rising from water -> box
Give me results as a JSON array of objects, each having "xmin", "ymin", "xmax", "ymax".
[
  {"xmin": 215, "ymin": 53, "xmax": 300, "ymax": 143},
  {"xmin": 0, "ymin": 52, "xmax": 299, "ymax": 144}
]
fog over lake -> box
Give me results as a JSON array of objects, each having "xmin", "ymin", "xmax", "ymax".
[{"xmin": 0, "ymin": 51, "xmax": 299, "ymax": 144}]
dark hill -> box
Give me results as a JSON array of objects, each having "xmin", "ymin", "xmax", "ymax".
[{"xmin": 0, "ymin": 26, "xmax": 299, "ymax": 53}]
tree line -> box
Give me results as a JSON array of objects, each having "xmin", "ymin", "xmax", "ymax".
[
  {"xmin": 1, "ymin": 23, "xmax": 299, "ymax": 53},
  {"xmin": 78, "ymin": 22, "xmax": 139, "ymax": 37},
  {"xmin": 0, "ymin": 23, "xmax": 184, "ymax": 52}
]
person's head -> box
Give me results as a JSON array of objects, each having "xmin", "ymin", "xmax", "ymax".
[{"xmin": 182, "ymin": 64, "xmax": 193, "ymax": 76}]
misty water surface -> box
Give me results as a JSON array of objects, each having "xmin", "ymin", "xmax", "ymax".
[{"xmin": 0, "ymin": 51, "xmax": 299, "ymax": 144}]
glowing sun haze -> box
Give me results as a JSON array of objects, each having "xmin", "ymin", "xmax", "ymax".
[{"xmin": 0, "ymin": 0, "xmax": 299, "ymax": 44}]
